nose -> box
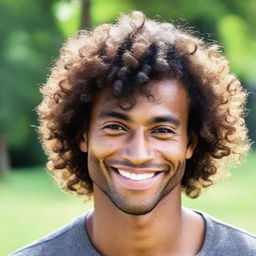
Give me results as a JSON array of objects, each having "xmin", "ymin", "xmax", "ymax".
[{"xmin": 121, "ymin": 129, "xmax": 154, "ymax": 165}]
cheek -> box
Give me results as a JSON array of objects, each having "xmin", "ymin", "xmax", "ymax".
[
  {"xmin": 158, "ymin": 141, "xmax": 188, "ymax": 163},
  {"xmin": 88, "ymin": 136, "xmax": 118, "ymax": 159}
]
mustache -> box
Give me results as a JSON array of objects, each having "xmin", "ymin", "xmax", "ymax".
[{"xmin": 105, "ymin": 159, "xmax": 169, "ymax": 170}]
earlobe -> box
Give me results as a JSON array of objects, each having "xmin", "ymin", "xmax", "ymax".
[
  {"xmin": 186, "ymin": 132, "xmax": 198, "ymax": 159},
  {"xmin": 79, "ymin": 133, "xmax": 88, "ymax": 153}
]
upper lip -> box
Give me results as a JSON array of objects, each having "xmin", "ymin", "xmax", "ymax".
[{"xmin": 111, "ymin": 165, "xmax": 167, "ymax": 174}]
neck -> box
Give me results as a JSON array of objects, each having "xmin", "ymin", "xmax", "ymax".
[{"xmin": 86, "ymin": 185, "xmax": 203, "ymax": 256}]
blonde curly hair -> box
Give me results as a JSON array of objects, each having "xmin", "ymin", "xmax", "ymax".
[{"xmin": 37, "ymin": 11, "xmax": 250, "ymax": 198}]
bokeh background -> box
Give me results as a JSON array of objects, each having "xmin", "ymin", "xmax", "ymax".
[{"xmin": 1, "ymin": 0, "xmax": 255, "ymax": 255}]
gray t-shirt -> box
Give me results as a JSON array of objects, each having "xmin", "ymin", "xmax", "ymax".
[{"xmin": 9, "ymin": 211, "xmax": 256, "ymax": 256}]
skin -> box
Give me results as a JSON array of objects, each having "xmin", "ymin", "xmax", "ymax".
[{"xmin": 80, "ymin": 79, "xmax": 205, "ymax": 256}]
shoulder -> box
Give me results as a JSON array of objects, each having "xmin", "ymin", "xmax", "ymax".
[
  {"xmin": 196, "ymin": 210, "xmax": 256, "ymax": 256},
  {"xmin": 9, "ymin": 215, "xmax": 92, "ymax": 256}
]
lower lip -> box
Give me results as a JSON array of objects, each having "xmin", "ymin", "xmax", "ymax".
[{"xmin": 111, "ymin": 169, "xmax": 164, "ymax": 191}]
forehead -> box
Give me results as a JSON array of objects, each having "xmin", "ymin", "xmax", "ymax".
[{"xmin": 91, "ymin": 79, "xmax": 189, "ymax": 119}]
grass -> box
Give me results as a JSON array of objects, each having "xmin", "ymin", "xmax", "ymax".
[
  {"xmin": 1, "ymin": 153, "xmax": 256, "ymax": 255},
  {"xmin": 183, "ymin": 152, "xmax": 256, "ymax": 232},
  {"xmin": 0, "ymin": 169, "xmax": 91, "ymax": 255}
]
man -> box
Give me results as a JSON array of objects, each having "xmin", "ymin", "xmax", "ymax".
[{"xmin": 11, "ymin": 11, "xmax": 256, "ymax": 256}]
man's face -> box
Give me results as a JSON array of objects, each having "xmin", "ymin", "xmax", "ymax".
[{"xmin": 80, "ymin": 79, "xmax": 196, "ymax": 215}]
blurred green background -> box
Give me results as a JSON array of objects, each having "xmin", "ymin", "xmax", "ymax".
[{"xmin": 0, "ymin": 0, "xmax": 255, "ymax": 255}]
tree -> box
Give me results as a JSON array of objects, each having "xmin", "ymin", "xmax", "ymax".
[
  {"xmin": 0, "ymin": 0, "xmax": 254, "ymax": 175},
  {"xmin": 0, "ymin": 0, "xmax": 64, "ymax": 172},
  {"xmin": 81, "ymin": 0, "xmax": 91, "ymax": 29}
]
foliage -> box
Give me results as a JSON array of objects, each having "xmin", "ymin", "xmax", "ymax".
[
  {"xmin": 0, "ymin": 0, "xmax": 65, "ymax": 166},
  {"xmin": 0, "ymin": 0, "xmax": 255, "ymax": 168}
]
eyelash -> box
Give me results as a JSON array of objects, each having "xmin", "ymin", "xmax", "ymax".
[
  {"xmin": 104, "ymin": 124, "xmax": 126, "ymax": 131},
  {"xmin": 151, "ymin": 127, "xmax": 174, "ymax": 134},
  {"xmin": 103, "ymin": 124, "xmax": 175, "ymax": 136}
]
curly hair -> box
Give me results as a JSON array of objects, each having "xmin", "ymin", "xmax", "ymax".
[{"xmin": 37, "ymin": 11, "xmax": 250, "ymax": 198}]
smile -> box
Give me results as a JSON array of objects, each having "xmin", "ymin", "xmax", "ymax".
[
  {"xmin": 110, "ymin": 166, "xmax": 166, "ymax": 191},
  {"xmin": 118, "ymin": 169, "xmax": 156, "ymax": 181}
]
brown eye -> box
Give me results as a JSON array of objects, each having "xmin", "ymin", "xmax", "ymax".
[
  {"xmin": 104, "ymin": 124, "xmax": 125, "ymax": 131},
  {"xmin": 152, "ymin": 128, "xmax": 174, "ymax": 134},
  {"xmin": 103, "ymin": 124, "xmax": 127, "ymax": 136}
]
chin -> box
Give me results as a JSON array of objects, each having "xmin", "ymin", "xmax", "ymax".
[
  {"xmin": 104, "ymin": 189, "xmax": 164, "ymax": 216},
  {"xmin": 114, "ymin": 202, "xmax": 157, "ymax": 216}
]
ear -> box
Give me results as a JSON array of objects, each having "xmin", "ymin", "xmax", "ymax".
[
  {"xmin": 79, "ymin": 132, "xmax": 88, "ymax": 153},
  {"xmin": 186, "ymin": 132, "xmax": 198, "ymax": 159}
]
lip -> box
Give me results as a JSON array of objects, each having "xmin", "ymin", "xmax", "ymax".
[
  {"xmin": 111, "ymin": 165, "xmax": 166, "ymax": 174},
  {"xmin": 110, "ymin": 166, "xmax": 166, "ymax": 191}
]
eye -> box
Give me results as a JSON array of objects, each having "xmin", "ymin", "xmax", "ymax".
[
  {"xmin": 152, "ymin": 127, "xmax": 174, "ymax": 134},
  {"xmin": 104, "ymin": 124, "xmax": 125, "ymax": 131},
  {"xmin": 102, "ymin": 123, "xmax": 127, "ymax": 135},
  {"xmin": 151, "ymin": 127, "xmax": 175, "ymax": 139}
]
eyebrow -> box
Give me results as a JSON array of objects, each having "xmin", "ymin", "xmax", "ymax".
[
  {"xmin": 99, "ymin": 110, "xmax": 180, "ymax": 126},
  {"xmin": 148, "ymin": 116, "xmax": 180, "ymax": 126},
  {"xmin": 99, "ymin": 111, "xmax": 131, "ymax": 122}
]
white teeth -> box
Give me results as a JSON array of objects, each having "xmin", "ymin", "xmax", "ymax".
[{"xmin": 118, "ymin": 169, "xmax": 155, "ymax": 181}]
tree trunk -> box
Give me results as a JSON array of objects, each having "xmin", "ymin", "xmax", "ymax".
[
  {"xmin": 80, "ymin": 0, "xmax": 90, "ymax": 29},
  {"xmin": 0, "ymin": 136, "xmax": 10, "ymax": 176}
]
